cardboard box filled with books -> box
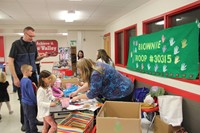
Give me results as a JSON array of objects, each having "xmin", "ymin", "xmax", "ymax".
[{"xmin": 96, "ymin": 101, "xmax": 141, "ymax": 133}]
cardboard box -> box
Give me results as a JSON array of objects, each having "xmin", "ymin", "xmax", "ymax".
[
  {"xmin": 96, "ymin": 101, "xmax": 141, "ymax": 133},
  {"xmin": 61, "ymin": 78, "xmax": 80, "ymax": 88},
  {"xmin": 154, "ymin": 116, "xmax": 181, "ymax": 133}
]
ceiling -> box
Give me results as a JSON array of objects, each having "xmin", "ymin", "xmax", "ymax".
[{"xmin": 0, "ymin": 0, "xmax": 150, "ymax": 36}]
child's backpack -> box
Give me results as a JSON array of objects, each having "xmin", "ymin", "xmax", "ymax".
[{"xmin": 133, "ymin": 87, "xmax": 149, "ymax": 102}]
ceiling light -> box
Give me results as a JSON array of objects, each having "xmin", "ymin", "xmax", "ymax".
[
  {"xmin": 0, "ymin": 10, "xmax": 11, "ymax": 19},
  {"xmin": 17, "ymin": 33, "xmax": 24, "ymax": 36},
  {"xmin": 62, "ymin": 33, "xmax": 68, "ymax": 36},
  {"xmin": 65, "ymin": 10, "xmax": 75, "ymax": 22},
  {"xmin": 64, "ymin": 10, "xmax": 80, "ymax": 22}
]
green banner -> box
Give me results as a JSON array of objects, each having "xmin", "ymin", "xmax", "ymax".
[{"xmin": 127, "ymin": 22, "xmax": 199, "ymax": 79}]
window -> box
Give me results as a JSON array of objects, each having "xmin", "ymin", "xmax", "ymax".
[
  {"xmin": 115, "ymin": 25, "xmax": 137, "ymax": 67},
  {"xmin": 124, "ymin": 27, "xmax": 137, "ymax": 65},
  {"xmin": 143, "ymin": 17, "xmax": 164, "ymax": 34},
  {"xmin": 142, "ymin": 1, "xmax": 200, "ymax": 84},
  {"xmin": 115, "ymin": 31, "xmax": 124, "ymax": 65},
  {"xmin": 170, "ymin": 7, "xmax": 200, "ymax": 26},
  {"xmin": 167, "ymin": 2, "xmax": 200, "ymax": 84}
]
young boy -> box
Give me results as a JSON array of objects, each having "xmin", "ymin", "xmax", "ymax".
[{"xmin": 20, "ymin": 64, "xmax": 38, "ymax": 133}]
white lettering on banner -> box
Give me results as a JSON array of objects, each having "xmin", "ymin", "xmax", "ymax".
[
  {"xmin": 135, "ymin": 55, "xmax": 147, "ymax": 62},
  {"xmin": 40, "ymin": 46, "xmax": 57, "ymax": 51},
  {"xmin": 36, "ymin": 42, "xmax": 53, "ymax": 46},
  {"xmin": 138, "ymin": 41, "xmax": 161, "ymax": 50}
]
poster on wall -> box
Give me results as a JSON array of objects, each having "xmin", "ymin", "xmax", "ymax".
[
  {"xmin": 59, "ymin": 47, "xmax": 72, "ymax": 68},
  {"xmin": 127, "ymin": 22, "xmax": 199, "ymax": 79},
  {"xmin": 36, "ymin": 40, "xmax": 58, "ymax": 56}
]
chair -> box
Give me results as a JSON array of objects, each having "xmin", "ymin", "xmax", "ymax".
[{"xmin": 141, "ymin": 106, "xmax": 159, "ymax": 133}]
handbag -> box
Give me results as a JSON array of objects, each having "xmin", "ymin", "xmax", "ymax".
[{"xmin": 158, "ymin": 95, "xmax": 183, "ymax": 126}]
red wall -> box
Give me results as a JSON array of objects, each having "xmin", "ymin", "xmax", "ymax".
[{"xmin": 0, "ymin": 36, "xmax": 5, "ymax": 63}]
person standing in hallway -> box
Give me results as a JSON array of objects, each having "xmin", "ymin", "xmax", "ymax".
[
  {"xmin": 96, "ymin": 49, "xmax": 114, "ymax": 67},
  {"xmin": 20, "ymin": 64, "xmax": 38, "ymax": 133},
  {"xmin": 0, "ymin": 72, "xmax": 13, "ymax": 120},
  {"xmin": 77, "ymin": 50, "xmax": 84, "ymax": 61},
  {"xmin": 8, "ymin": 26, "xmax": 47, "ymax": 131}
]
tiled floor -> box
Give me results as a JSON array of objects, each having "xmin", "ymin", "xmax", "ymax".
[{"xmin": 0, "ymin": 75, "xmax": 153, "ymax": 133}]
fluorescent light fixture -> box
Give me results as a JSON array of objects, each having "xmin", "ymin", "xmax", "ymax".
[
  {"xmin": 0, "ymin": 10, "xmax": 10, "ymax": 19},
  {"xmin": 17, "ymin": 33, "xmax": 24, "ymax": 36},
  {"xmin": 62, "ymin": 33, "xmax": 68, "ymax": 36},
  {"xmin": 65, "ymin": 10, "xmax": 75, "ymax": 22},
  {"xmin": 59, "ymin": 10, "xmax": 80, "ymax": 22},
  {"xmin": 155, "ymin": 20, "xmax": 164, "ymax": 25},
  {"xmin": 64, "ymin": 10, "xmax": 80, "ymax": 22}
]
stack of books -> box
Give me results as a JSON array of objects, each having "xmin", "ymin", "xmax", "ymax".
[{"xmin": 57, "ymin": 111, "xmax": 94, "ymax": 133}]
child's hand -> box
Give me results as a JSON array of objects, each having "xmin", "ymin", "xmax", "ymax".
[{"xmin": 50, "ymin": 102, "xmax": 57, "ymax": 107}]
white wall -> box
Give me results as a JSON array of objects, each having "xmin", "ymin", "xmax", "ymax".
[
  {"xmin": 71, "ymin": 31, "xmax": 104, "ymax": 60},
  {"xmin": 4, "ymin": 30, "xmax": 103, "ymax": 73},
  {"xmin": 104, "ymin": 0, "xmax": 200, "ymax": 95}
]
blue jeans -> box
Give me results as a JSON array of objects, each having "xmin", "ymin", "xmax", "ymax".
[{"xmin": 22, "ymin": 103, "xmax": 38, "ymax": 133}]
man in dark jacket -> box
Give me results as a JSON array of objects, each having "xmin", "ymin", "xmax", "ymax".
[{"xmin": 8, "ymin": 26, "xmax": 46, "ymax": 131}]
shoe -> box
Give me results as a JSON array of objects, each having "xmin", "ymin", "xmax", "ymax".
[
  {"xmin": 21, "ymin": 125, "xmax": 26, "ymax": 132},
  {"xmin": 36, "ymin": 120, "xmax": 43, "ymax": 125},
  {"xmin": 9, "ymin": 111, "xmax": 13, "ymax": 115},
  {"xmin": 0, "ymin": 114, "xmax": 2, "ymax": 120}
]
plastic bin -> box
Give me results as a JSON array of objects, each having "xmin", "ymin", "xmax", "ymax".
[{"xmin": 59, "ymin": 69, "xmax": 73, "ymax": 76}]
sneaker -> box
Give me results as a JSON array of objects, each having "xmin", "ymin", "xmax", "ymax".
[
  {"xmin": 21, "ymin": 125, "xmax": 26, "ymax": 132},
  {"xmin": 9, "ymin": 111, "xmax": 13, "ymax": 115}
]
